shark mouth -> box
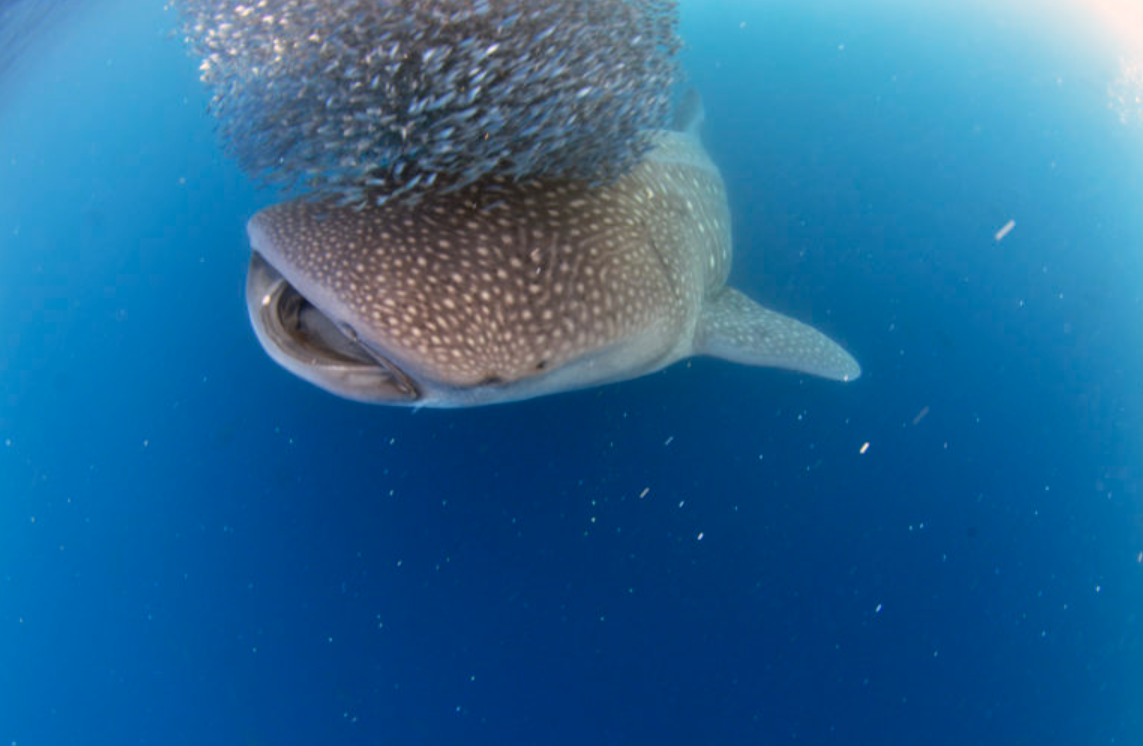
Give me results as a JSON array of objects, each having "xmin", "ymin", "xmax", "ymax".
[{"xmin": 244, "ymin": 251, "xmax": 420, "ymax": 404}]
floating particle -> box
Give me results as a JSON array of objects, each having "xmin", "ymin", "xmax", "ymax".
[
  {"xmin": 639, "ymin": 487, "xmax": 650, "ymax": 499},
  {"xmin": 994, "ymin": 219, "xmax": 1016, "ymax": 242},
  {"xmin": 911, "ymin": 406, "xmax": 930, "ymax": 425},
  {"xmin": 859, "ymin": 441, "xmax": 870, "ymax": 455}
]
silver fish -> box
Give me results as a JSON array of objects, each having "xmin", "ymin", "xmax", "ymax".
[{"xmin": 176, "ymin": 0, "xmax": 682, "ymax": 207}]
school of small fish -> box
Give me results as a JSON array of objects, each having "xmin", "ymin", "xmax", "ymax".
[{"xmin": 177, "ymin": 0, "xmax": 681, "ymax": 207}]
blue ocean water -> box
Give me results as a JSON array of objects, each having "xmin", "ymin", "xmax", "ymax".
[{"xmin": 2, "ymin": 1, "xmax": 1142, "ymax": 744}]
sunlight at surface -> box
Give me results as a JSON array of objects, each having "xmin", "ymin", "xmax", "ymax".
[
  {"xmin": 1069, "ymin": 0, "xmax": 1143, "ymax": 126},
  {"xmin": 1082, "ymin": 0, "xmax": 1143, "ymax": 47},
  {"xmin": 990, "ymin": 0, "xmax": 1143, "ymax": 128}
]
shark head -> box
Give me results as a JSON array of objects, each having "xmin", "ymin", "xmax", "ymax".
[{"xmin": 246, "ymin": 126, "xmax": 859, "ymax": 407}]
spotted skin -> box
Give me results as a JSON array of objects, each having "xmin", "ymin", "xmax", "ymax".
[{"xmin": 247, "ymin": 130, "xmax": 859, "ymax": 406}]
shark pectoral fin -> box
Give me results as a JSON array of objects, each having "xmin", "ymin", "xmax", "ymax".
[{"xmin": 695, "ymin": 288, "xmax": 861, "ymax": 382}]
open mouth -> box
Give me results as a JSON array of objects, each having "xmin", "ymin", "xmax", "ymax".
[{"xmin": 245, "ymin": 251, "xmax": 420, "ymax": 403}]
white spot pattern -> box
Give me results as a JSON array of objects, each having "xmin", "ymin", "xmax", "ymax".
[{"xmin": 251, "ymin": 131, "xmax": 729, "ymax": 386}]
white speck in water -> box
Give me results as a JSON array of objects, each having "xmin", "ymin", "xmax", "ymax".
[{"xmin": 994, "ymin": 219, "xmax": 1016, "ymax": 242}]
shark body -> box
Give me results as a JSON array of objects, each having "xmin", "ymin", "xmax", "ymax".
[{"xmin": 245, "ymin": 108, "xmax": 859, "ymax": 407}]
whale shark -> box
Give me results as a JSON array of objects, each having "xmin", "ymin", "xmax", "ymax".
[{"xmin": 245, "ymin": 101, "xmax": 860, "ymax": 407}]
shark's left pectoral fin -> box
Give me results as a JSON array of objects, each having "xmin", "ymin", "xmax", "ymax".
[{"xmin": 695, "ymin": 287, "xmax": 861, "ymax": 382}]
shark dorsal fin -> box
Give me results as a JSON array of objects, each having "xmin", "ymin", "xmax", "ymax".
[{"xmin": 673, "ymin": 88, "xmax": 706, "ymax": 138}]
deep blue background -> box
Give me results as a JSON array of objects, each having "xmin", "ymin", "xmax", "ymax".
[{"xmin": 2, "ymin": 1, "xmax": 1141, "ymax": 744}]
